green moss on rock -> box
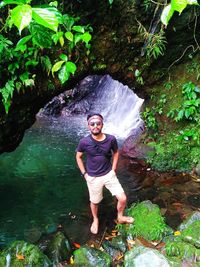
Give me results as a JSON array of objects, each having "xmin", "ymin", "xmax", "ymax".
[{"xmin": 118, "ymin": 200, "xmax": 172, "ymax": 241}]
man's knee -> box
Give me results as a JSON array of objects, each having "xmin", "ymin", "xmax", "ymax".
[{"xmin": 116, "ymin": 192, "xmax": 127, "ymax": 204}]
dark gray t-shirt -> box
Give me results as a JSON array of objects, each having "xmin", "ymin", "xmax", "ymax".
[{"xmin": 76, "ymin": 134, "xmax": 118, "ymax": 177}]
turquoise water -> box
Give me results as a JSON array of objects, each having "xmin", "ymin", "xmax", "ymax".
[{"xmin": 0, "ymin": 116, "xmax": 90, "ymax": 245}]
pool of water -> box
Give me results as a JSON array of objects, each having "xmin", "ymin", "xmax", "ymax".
[{"xmin": 0, "ymin": 116, "xmax": 91, "ymax": 245}]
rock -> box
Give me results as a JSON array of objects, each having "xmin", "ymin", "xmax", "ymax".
[
  {"xmin": 0, "ymin": 240, "xmax": 51, "ymax": 266},
  {"xmin": 43, "ymin": 231, "xmax": 72, "ymax": 264},
  {"xmin": 165, "ymin": 240, "xmax": 200, "ymax": 264},
  {"xmin": 102, "ymin": 240, "xmax": 122, "ymax": 260},
  {"xmin": 110, "ymin": 235, "xmax": 127, "ymax": 253},
  {"xmin": 73, "ymin": 246, "xmax": 112, "ymax": 267},
  {"xmin": 181, "ymin": 220, "xmax": 200, "ymax": 248},
  {"xmin": 118, "ymin": 200, "xmax": 173, "ymax": 241},
  {"xmin": 124, "ymin": 245, "xmax": 170, "ymax": 267},
  {"xmin": 178, "ymin": 211, "xmax": 200, "ymax": 231}
]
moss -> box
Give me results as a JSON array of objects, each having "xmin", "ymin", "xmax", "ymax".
[
  {"xmin": 0, "ymin": 240, "xmax": 51, "ymax": 267},
  {"xmin": 117, "ymin": 200, "xmax": 172, "ymax": 241},
  {"xmin": 181, "ymin": 220, "xmax": 200, "ymax": 248},
  {"xmin": 165, "ymin": 240, "xmax": 200, "ymax": 262}
]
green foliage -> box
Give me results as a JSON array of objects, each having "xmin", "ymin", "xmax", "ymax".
[
  {"xmin": 138, "ymin": 21, "xmax": 167, "ymax": 60},
  {"xmin": 117, "ymin": 201, "xmax": 172, "ymax": 241},
  {"xmin": 141, "ymin": 107, "xmax": 158, "ymax": 132},
  {"xmin": 161, "ymin": 0, "xmax": 199, "ymax": 26},
  {"xmin": 165, "ymin": 240, "xmax": 200, "ymax": 260},
  {"xmin": 0, "ymin": 2, "xmax": 92, "ymax": 113},
  {"xmin": 146, "ymin": 123, "xmax": 200, "ymax": 171},
  {"xmin": 167, "ymin": 82, "xmax": 200, "ymax": 122},
  {"xmin": 135, "ymin": 69, "xmax": 144, "ymax": 85}
]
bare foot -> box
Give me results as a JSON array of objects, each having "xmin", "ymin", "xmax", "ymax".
[
  {"xmin": 90, "ymin": 219, "xmax": 99, "ymax": 234},
  {"xmin": 117, "ymin": 216, "xmax": 134, "ymax": 224}
]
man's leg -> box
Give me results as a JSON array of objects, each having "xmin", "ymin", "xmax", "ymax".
[
  {"xmin": 116, "ymin": 192, "xmax": 134, "ymax": 223},
  {"xmin": 90, "ymin": 202, "xmax": 99, "ymax": 234}
]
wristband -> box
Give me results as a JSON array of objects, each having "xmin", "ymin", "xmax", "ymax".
[{"xmin": 82, "ymin": 171, "xmax": 87, "ymax": 177}]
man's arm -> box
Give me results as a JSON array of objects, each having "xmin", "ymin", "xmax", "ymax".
[
  {"xmin": 112, "ymin": 150, "xmax": 119, "ymax": 172},
  {"xmin": 76, "ymin": 151, "xmax": 87, "ymax": 178}
]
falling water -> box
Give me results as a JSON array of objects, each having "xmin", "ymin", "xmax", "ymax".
[{"xmin": 59, "ymin": 75, "xmax": 144, "ymax": 140}]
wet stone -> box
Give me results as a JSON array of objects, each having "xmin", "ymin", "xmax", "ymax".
[{"xmin": 187, "ymin": 194, "xmax": 200, "ymax": 207}]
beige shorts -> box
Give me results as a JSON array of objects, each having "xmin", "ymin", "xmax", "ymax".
[{"xmin": 85, "ymin": 169, "xmax": 124, "ymax": 204}]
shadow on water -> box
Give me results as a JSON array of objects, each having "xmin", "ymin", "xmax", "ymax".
[{"xmin": 0, "ymin": 116, "xmax": 199, "ymax": 247}]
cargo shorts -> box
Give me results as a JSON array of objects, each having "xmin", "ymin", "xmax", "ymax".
[{"xmin": 85, "ymin": 169, "xmax": 124, "ymax": 204}]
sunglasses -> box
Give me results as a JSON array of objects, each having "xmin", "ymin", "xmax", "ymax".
[{"xmin": 89, "ymin": 121, "xmax": 102, "ymax": 127}]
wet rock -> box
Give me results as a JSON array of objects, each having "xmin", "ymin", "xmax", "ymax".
[
  {"xmin": 187, "ymin": 194, "xmax": 200, "ymax": 207},
  {"xmin": 102, "ymin": 240, "xmax": 122, "ymax": 260},
  {"xmin": 111, "ymin": 235, "xmax": 127, "ymax": 253},
  {"xmin": 73, "ymin": 246, "xmax": 112, "ymax": 267},
  {"xmin": 124, "ymin": 245, "xmax": 170, "ymax": 267},
  {"xmin": 178, "ymin": 211, "xmax": 200, "ymax": 231},
  {"xmin": 181, "ymin": 220, "xmax": 200, "ymax": 248},
  {"xmin": 118, "ymin": 200, "xmax": 172, "ymax": 241},
  {"xmin": 43, "ymin": 231, "xmax": 72, "ymax": 264},
  {"xmin": 0, "ymin": 240, "xmax": 51, "ymax": 266},
  {"xmin": 165, "ymin": 240, "xmax": 200, "ymax": 264}
]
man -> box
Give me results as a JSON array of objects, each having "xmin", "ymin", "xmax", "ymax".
[{"xmin": 76, "ymin": 113, "xmax": 134, "ymax": 234}]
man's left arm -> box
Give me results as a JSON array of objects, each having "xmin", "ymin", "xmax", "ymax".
[{"xmin": 112, "ymin": 150, "xmax": 119, "ymax": 172}]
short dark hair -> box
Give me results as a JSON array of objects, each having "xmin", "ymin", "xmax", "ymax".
[{"xmin": 87, "ymin": 113, "xmax": 103, "ymax": 121}]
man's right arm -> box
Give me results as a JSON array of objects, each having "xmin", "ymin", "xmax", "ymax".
[{"xmin": 76, "ymin": 151, "xmax": 88, "ymax": 179}]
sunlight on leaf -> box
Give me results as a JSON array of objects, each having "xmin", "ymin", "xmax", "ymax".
[{"xmin": 11, "ymin": 4, "xmax": 32, "ymax": 34}]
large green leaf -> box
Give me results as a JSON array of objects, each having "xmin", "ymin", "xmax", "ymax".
[
  {"xmin": 30, "ymin": 23, "xmax": 53, "ymax": 48},
  {"xmin": 58, "ymin": 63, "xmax": 70, "ymax": 84},
  {"xmin": 32, "ymin": 7, "xmax": 59, "ymax": 32},
  {"xmin": 161, "ymin": 4, "xmax": 174, "ymax": 26},
  {"xmin": 171, "ymin": 0, "xmax": 187, "ymax": 13},
  {"xmin": 11, "ymin": 4, "xmax": 32, "ymax": 34}
]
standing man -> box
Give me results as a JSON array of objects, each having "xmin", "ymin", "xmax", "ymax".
[{"xmin": 76, "ymin": 113, "xmax": 134, "ymax": 234}]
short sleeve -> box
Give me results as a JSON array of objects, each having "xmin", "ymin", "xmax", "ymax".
[
  {"xmin": 111, "ymin": 136, "xmax": 118, "ymax": 152},
  {"xmin": 76, "ymin": 139, "xmax": 85, "ymax": 152}
]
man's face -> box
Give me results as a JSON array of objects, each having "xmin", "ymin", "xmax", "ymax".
[{"xmin": 88, "ymin": 117, "xmax": 103, "ymax": 135}]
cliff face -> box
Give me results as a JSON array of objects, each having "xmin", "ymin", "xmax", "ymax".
[{"xmin": 0, "ymin": 0, "xmax": 199, "ymax": 153}]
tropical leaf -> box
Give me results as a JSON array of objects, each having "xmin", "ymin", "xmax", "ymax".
[
  {"xmin": 32, "ymin": 7, "xmax": 59, "ymax": 32},
  {"xmin": 72, "ymin": 25, "xmax": 85, "ymax": 33},
  {"xmin": 51, "ymin": 60, "xmax": 64, "ymax": 77},
  {"xmin": 171, "ymin": 0, "xmax": 187, "ymax": 13},
  {"xmin": 11, "ymin": 4, "xmax": 32, "ymax": 34},
  {"xmin": 81, "ymin": 32, "xmax": 92, "ymax": 44},
  {"xmin": 59, "ymin": 53, "xmax": 68, "ymax": 61},
  {"xmin": 161, "ymin": 4, "xmax": 174, "ymax": 26},
  {"xmin": 58, "ymin": 63, "xmax": 70, "ymax": 84},
  {"xmin": 16, "ymin": 35, "xmax": 32, "ymax": 48},
  {"xmin": 66, "ymin": 61, "xmax": 76, "ymax": 74},
  {"xmin": 65, "ymin": 31, "xmax": 73, "ymax": 42},
  {"xmin": 30, "ymin": 23, "xmax": 52, "ymax": 48}
]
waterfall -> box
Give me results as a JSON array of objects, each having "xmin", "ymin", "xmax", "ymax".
[{"xmin": 64, "ymin": 75, "xmax": 144, "ymax": 139}]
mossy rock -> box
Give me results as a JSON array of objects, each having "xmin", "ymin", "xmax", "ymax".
[
  {"xmin": 165, "ymin": 240, "xmax": 200, "ymax": 263},
  {"xmin": 45, "ymin": 231, "xmax": 72, "ymax": 264},
  {"xmin": 124, "ymin": 245, "xmax": 170, "ymax": 267},
  {"xmin": 117, "ymin": 200, "xmax": 172, "ymax": 241},
  {"xmin": 73, "ymin": 246, "xmax": 112, "ymax": 267},
  {"xmin": 178, "ymin": 211, "xmax": 200, "ymax": 231},
  {"xmin": 181, "ymin": 220, "xmax": 200, "ymax": 248},
  {"xmin": 0, "ymin": 240, "xmax": 51, "ymax": 266},
  {"xmin": 110, "ymin": 235, "xmax": 127, "ymax": 253}
]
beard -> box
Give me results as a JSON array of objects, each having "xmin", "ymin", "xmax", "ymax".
[{"xmin": 91, "ymin": 129, "xmax": 102, "ymax": 135}]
